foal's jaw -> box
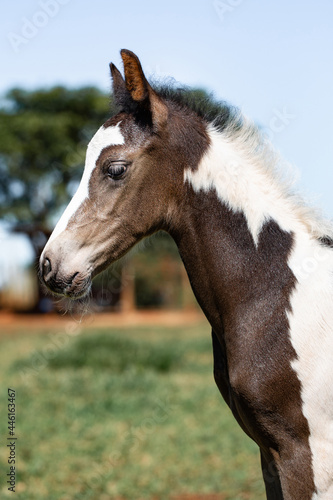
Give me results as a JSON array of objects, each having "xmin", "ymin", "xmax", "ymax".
[{"xmin": 45, "ymin": 273, "xmax": 92, "ymax": 300}]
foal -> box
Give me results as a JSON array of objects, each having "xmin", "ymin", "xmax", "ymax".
[{"xmin": 40, "ymin": 50, "xmax": 333, "ymax": 500}]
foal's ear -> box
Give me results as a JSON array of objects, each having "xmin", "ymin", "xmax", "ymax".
[
  {"xmin": 120, "ymin": 49, "xmax": 168, "ymax": 128},
  {"xmin": 110, "ymin": 63, "xmax": 130, "ymax": 109},
  {"xmin": 120, "ymin": 49, "xmax": 149, "ymax": 103}
]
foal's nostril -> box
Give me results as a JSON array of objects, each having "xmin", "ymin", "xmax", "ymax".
[{"xmin": 42, "ymin": 257, "xmax": 52, "ymax": 279}]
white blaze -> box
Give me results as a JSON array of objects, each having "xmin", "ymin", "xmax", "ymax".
[{"xmin": 46, "ymin": 123, "xmax": 124, "ymax": 246}]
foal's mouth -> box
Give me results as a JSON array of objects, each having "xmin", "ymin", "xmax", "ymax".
[
  {"xmin": 42, "ymin": 271, "xmax": 92, "ymax": 300},
  {"xmin": 63, "ymin": 274, "xmax": 92, "ymax": 299}
]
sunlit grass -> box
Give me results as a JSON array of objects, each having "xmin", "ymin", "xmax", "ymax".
[{"xmin": 0, "ymin": 322, "xmax": 265, "ymax": 499}]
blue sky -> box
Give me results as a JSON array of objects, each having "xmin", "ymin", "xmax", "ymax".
[{"xmin": 1, "ymin": 0, "xmax": 333, "ymax": 269}]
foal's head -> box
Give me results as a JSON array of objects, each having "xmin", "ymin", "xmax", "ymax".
[{"xmin": 40, "ymin": 50, "xmax": 209, "ymax": 298}]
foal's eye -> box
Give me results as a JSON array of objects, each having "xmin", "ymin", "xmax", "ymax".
[{"xmin": 106, "ymin": 162, "xmax": 128, "ymax": 180}]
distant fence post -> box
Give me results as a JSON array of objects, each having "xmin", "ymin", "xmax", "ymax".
[{"xmin": 119, "ymin": 261, "xmax": 136, "ymax": 313}]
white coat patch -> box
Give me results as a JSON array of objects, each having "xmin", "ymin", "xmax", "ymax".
[
  {"xmin": 184, "ymin": 126, "xmax": 332, "ymax": 245},
  {"xmin": 288, "ymin": 235, "xmax": 333, "ymax": 499}
]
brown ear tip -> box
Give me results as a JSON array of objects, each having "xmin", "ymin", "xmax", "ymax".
[
  {"xmin": 120, "ymin": 49, "xmax": 140, "ymax": 63},
  {"xmin": 120, "ymin": 48, "xmax": 134, "ymax": 57}
]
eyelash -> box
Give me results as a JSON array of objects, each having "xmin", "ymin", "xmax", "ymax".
[{"xmin": 105, "ymin": 161, "xmax": 128, "ymax": 180}]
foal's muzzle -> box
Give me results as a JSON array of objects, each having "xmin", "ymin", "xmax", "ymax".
[{"xmin": 40, "ymin": 253, "xmax": 91, "ymax": 299}]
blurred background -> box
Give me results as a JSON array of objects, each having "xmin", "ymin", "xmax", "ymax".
[
  {"xmin": 0, "ymin": 1, "xmax": 332, "ymax": 499},
  {"xmin": 1, "ymin": 0, "xmax": 333, "ymax": 314}
]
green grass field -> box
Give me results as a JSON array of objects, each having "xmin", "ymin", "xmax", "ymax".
[{"xmin": 0, "ymin": 320, "xmax": 265, "ymax": 499}]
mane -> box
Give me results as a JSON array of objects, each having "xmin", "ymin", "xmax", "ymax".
[
  {"xmin": 153, "ymin": 83, "xmax": 333, "ymax": 242},
  {"xmin": 154, "ymin": 84, "xmax": 243, "ymax": 133}
]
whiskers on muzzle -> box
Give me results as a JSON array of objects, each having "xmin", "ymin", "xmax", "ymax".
[
  {"xmin": 54, "ymin": 288, "xmax": 93, "ymax": 318},
  {"xmin": 39, "ymin": 271, "xmax": 93, "ymax": 319}
]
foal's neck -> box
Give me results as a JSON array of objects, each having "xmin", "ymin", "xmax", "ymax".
[{"xmin": 174, "ymin": 195, "xmax": 295, "ymax": 335}]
